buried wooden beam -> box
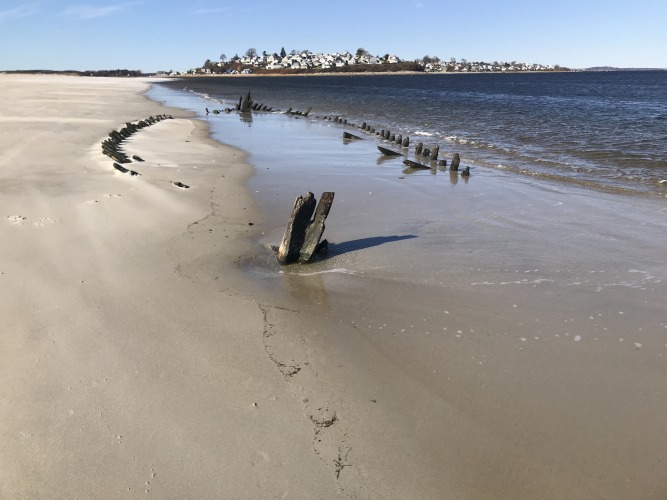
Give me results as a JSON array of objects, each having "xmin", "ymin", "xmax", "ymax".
[
  {"xmin": 300, "ymin": 192, "xmax": 335, "ymax": 263},
  {"xmin": 450, "ymin": 153, "xmax": 461, "ymax": 171},
  {"xmin": 277, "ymin": 192, "xmax": 335, "ymax": 264},
  {"xmin": 377, "ymin": 145, "xmax": 402, "ymax": 156},
  {"xmin": 403, "ymin": 159, "xmax": 430, "ymax": 170}
]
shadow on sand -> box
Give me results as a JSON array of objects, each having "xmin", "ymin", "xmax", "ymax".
[{"xmin": 328, "ymin": 234, "xmax": 417, "ymax": 257}]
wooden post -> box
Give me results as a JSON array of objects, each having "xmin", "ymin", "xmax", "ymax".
[
  {"xmin": 277, "ymin": 192, "xmax": 335, "ymax": 264},
  {"xmin": 430, "ymin": 145, "xmax": 439, "ymax": 161},
  {"xmin": 240, "ymin": 91, "xmax": 253, "ymax": 112},
  {"xmin": 300, "ymin": 192, "xmax": 335, "ymax": 263},
  {"xmin": 451, "ymin": 153, "xmax": 460, "ymax": 171}
]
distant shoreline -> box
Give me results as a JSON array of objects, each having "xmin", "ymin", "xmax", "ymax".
[
  {"xmin": 2, "ymin": 68, "xmax": 664, "ymax": 79},
  {"xmin": 169, "ymin": 69, "xmax": 574, "ymax": 79}
]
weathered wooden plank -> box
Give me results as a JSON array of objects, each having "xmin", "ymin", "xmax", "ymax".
[
  {"xmin": 402, "ymin": 159, "xmax": 430, "ymax": 170},
  {"xmin": 299, "ymin": 192, "xmax": 335, "ymax": 263},
  {"xmin": 450, "ymin": 153, "xmax": 460, "ymax": 171},
  {"xmin": 240, "ymin": 91, "xmax": 253, "ymax": 112},
  {"xmin": 277, "ymin": 192, "xmax": 317, "ymax": 264},
  {"xmin": 377, "ymin": 145, "xmax": 402, "ymax": 156}
]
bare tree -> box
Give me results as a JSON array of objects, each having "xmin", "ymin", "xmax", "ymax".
[
  {"xmin": 245, "ymin": 48, "xmax": 257, "ymax": 58},
  {"xmin": 219, "ymin": 53, "xmax": 227, "ymax": 63}
]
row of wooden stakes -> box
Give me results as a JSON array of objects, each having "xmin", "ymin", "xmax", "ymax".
[
  {"xmin": 101, "ymin": 114, "xmax": 173, "ymax": 164},
  {"xmin": 343, "ymin": 130, "xmax": 470, "ymax": 176}
]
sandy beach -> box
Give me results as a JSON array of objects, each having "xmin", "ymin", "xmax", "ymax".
[
  {"xmin": 3, "ymin": 74, "xmax": 667, "ymax": 499},
  {"xmin": 0, "ymin": 74, "xmax": 339, "ymax": 498}
]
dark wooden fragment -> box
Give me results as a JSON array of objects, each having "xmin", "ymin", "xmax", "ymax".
[
  {"xmin": 132, "ymin": 155, "xmax": 144, "ymax": 162},
  {"xmin": 343, "ymin": 131, "xmax": 362, "ymax": 140},
  {"xmin": 430, "ymin": 146, "xmax": 439, "ymax": 161},
  {"xmin": 403, "ymin": 159, "xmax": 430, "ymax": 170},
  {"xmin": 450, "ymin": 153, "xmax": 460, "ymax": 171},
  {"xmin": 377, "ymin": 145, "xmax": 402, "ymax": 156},
  {"xmin": 277, "ymin": 193, "xmax": 317, "ymax": 264},
  {"xmin": 240, "ymin": 91, "xmax": 253, "ymax": 113},
  {"xmin": 299, "ymin": 192, "xmax": 335, "ymax": 263},
  {"xmin": 402, "ymin": 136, "xmax": 410, "ymax": 148},
  {"xmin": 113, "ymin": 162, "xmax": 129, "ymax": 173},
  {"xmin": 415, "ymin": 142, "xmax": 423, "ymax": 155},
  {"xmin": 172, "ymin": 181, "xmax": 190, "ymax": 188},
  {"xmin": 461, "ymin": 166, "xmax": 470, "ymax": 177}
]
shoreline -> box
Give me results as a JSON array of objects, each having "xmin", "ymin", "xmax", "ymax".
[
  {"xmin": 3, "ymin": 73, "xmax": 667, "ymax": 498},
  {"xmin": 171, "ymin": 69, "xmax": 574, "ymax": 78},
  {"xmin": 151, "ymin": 82, "xmax": 667, "ymax": 498}
]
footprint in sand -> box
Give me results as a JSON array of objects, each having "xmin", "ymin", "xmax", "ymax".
[
  {"xmin": 33, "ymin": 217, "xmax": 60, "ymax": 227},
  {"xmin": 7, "ymin": 215, "xmax": 28, "ymax": 225},
  {"xmin": 88, "ymin": 194, "xmax": 122, "ymax": 204}
]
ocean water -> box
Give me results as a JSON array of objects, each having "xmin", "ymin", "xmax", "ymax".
[{"xmin": 157, "ymin": 71, "xmax": 667, "ymax": 196}]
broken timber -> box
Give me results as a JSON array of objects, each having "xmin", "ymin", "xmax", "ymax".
[
  {"xmin": 343, "ymin": 131, "xmax": 362, "ymax": 140},
  {"xmin": 237, "ymin": 91, "xmax": 253, "ymax": 113},
  {"xmin": 402, "ymin": 159, "xmax": 430, "ymax": 170},
  {"xmin": 277, "ymin": 192, "xmax": 335, "ymax": 264},
  {"xmin": 450, "ymin": 153, "xmax": 461, "ymax": 171},
  {"xmin": 377, "ymin": 145, "xmax": 402, "ymax": 157}
]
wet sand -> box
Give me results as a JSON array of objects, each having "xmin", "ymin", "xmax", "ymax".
[
  {"xmin": 2, "ymin": 74, "xmax": 667, "ymax": 499},
  {"xmin": 166, "ymin": 104, "xmax": 667, "ymax": 498}
]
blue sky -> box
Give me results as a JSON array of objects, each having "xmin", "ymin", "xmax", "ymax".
[{"xmin": 1, "ymin": 0, "xmax": 665, "ymax": 71}]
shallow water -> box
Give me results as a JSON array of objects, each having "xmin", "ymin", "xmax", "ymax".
[
  {"xmin": 147, "ymin": 77, "xmax": 667, "ymax": 498},
  {"xmin": 158, "ymin": 71, "xmax": 667, "ymax": 195},
  {"xmin": 147, "ymin": 83, "xmax": 667, "ymax": 290}
]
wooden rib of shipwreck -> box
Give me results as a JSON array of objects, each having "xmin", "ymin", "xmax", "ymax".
[
  {"xmin": 277, "ymin": 192, "xmax": 335, "ymax": 264},
  {"xmin": 377, "ymin": 145, "xmax": 402, "ymax": 157},
  {"xmin": 450, "ymin": 153, "xmax": 461, "ymax": 171},
  {"xmin": 402, "ymin": 159, "xmax": 431, "ymax": 170},
  {"xmin": 343, "ymin": 131, "xmax": 362, "ymax": 140}
]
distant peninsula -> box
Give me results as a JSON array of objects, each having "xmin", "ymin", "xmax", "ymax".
[{"xmin": 176, "ymin": 48, "xmax": 570, "ymax": 77}]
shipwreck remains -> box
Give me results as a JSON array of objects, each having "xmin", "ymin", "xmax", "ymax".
[
  {"xmin": 450, "ymin": 153, "xmax": 461, "ymax": 171},
  {"xmin": 343, "ymin": 131, "xmax": 362, "ymax": 140},
  {"xmin": 377, "ymin": 145, "xmax": 402, "ymax": 157},
  {"xmin": 277, "ymin": 192, "xmax": 335, "ymax": 264}
]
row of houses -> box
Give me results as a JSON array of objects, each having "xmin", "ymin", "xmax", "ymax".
[
  {"xmin": 424, "ymin": 61, "xmax": 560, "ymax": 73},
  {"xmin": 186, "ymin": 50, "xmax": 563, "ymax": 75},
  {"xmin": 190, "ymin": 51, "xmax": 403, "ymax": 74}
]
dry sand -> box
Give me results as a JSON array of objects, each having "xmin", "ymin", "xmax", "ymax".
[
  {"xmin": 0, "ymin": 74, "xmax": 338, "ymax": 498},
  {"xmin": 2, "ymin": 74, "xmax": 667, "ymax": 499}
]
